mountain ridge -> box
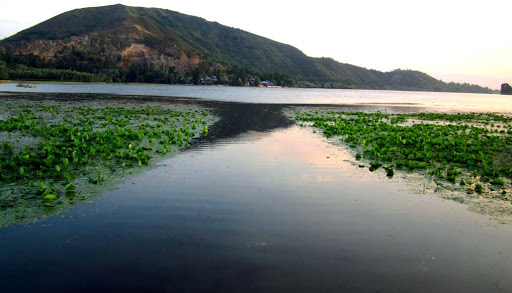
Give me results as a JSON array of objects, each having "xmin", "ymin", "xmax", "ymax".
[{"xmin": 0, "ymin": 4, "xmax": 496, "ymax": 93}]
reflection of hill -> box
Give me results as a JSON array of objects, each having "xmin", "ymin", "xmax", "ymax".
[{"xmin": 204, "ymin": 103, "xmax": 294, "ymax": 140}]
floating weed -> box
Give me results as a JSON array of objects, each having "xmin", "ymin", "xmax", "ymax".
[
  {"xmin": 384, "ymin": 166, "xmax": 394, "ymax": 178},
  {"xmin": 97, "ymin": 173, "xmax": 104, "ymax": 183},
  {"xmin": 65, "ymin": 182, "xmax": 76, "ymax": 193},
  {"xmin": 43, "ymin": 194, "xmax": 57, "ymax": 200},
  {"xmin": 37, "ymin": 181, "xmax": 46, "ymax": 192},
  {"xmin": 492, "ymin": 178, "xmax": 505, "ymax": 186},
  {"xmin": 0, "ymin": 100, "xmax": 217, "ymax": 227},
  {"xmin": 369, "ymin": 161, "xmax": 383, "ymax": 172},
  {"xmin": 294, "ymin": 109, "xmax": 512, "ymax": 217}
]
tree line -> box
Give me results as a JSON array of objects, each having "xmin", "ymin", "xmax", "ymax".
[
  {"xmin": 0, "ymin": 51, "xmax": 295, "ymax": 87},
  {"xmin": 0, "ymin": 51, "xmax": 498, "ymax": 92}
]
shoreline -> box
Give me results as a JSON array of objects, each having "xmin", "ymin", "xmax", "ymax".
[{"xmin": 0, "ymin": 79, "xmax": 499, "ymax": 94}]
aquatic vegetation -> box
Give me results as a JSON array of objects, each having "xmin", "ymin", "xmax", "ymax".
[
  {"xmin": 492, "ymin": 178, "xmax": 505, "ymax": 186},
  {"xmin": 384, "ymin": 166, "xmax": 394, "ymax": 178},
  {"xmin": 0, "ymin": 101, "xmax": 215, "ymax": 227},
  {"xmin": 294, "ymin": 110, "xmax": 512, "ymax": 206},
  {"xmin": 369, "ymin": 161, "xmax": 383, "ymax": 172}
]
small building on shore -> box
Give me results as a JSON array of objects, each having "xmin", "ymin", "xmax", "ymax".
[{"xmin": 259, "ymin": 80, "xmax": 276, "ymax": 87}]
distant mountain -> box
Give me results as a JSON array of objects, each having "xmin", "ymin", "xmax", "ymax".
[{"xmin": 0, "ymin": 4, "xmax": 496, "ymax": 93}]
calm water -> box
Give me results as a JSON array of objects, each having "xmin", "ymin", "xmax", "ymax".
[
  {"xmin": 1, "ymin": 82, "xmax": 511, "ymax": 112},
  {"xmin": 1, "ymin": 92, "xmax": 512, "ymax": 292}
]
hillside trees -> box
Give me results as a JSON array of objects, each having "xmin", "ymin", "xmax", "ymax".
[{"xmin": 0, "ymin": 62, "xmax": 8, "ymax": 79}]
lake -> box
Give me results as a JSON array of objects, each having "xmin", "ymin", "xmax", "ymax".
[
  {"xmin": 1, "ymin": 86, "xmax": 512, "ymax": 292},
  {"xmin": 2, "ymin": 82, "xmax": 511, "ymax": 112}
]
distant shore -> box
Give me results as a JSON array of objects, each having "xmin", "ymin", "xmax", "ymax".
[{"xmin": 0, "ymin": 80, "xmax": 500, "ymax": 94}]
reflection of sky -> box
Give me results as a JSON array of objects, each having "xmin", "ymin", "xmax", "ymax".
[
  {"xmin": 251, "ymin": 129, "xmax": 356, "ymax": 185},
  {"xmin": 188, "ymin": 128, "xmax": 360, "ymax": 190}
]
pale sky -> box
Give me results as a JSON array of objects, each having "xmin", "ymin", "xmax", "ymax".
[{"xmin": 0, "ymin": 0, "xmax": 510, "ymax": 89}]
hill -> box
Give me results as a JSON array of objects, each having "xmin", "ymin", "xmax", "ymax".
[{"xmin": 0, "ymin": 4, "xmax": 495, "ymax": 93}]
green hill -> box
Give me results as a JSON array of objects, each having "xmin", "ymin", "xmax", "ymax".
[{"xmin": 0, "ymin": 4, "xmax": 495, "ymax": 93}]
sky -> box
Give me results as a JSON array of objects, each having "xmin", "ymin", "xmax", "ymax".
[{"xmin": 0, "ymin": 0, "xmax": 510, "ymax": 89}]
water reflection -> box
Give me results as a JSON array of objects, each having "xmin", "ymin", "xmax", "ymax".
[{"xmin": 198, "ymin": 102, "xmax": 294, "ymax": 141}]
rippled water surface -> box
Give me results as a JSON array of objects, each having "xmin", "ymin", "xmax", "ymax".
[{"xmin": 1, "ymin": 93, "xmax": 512, "ymax": 292}]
